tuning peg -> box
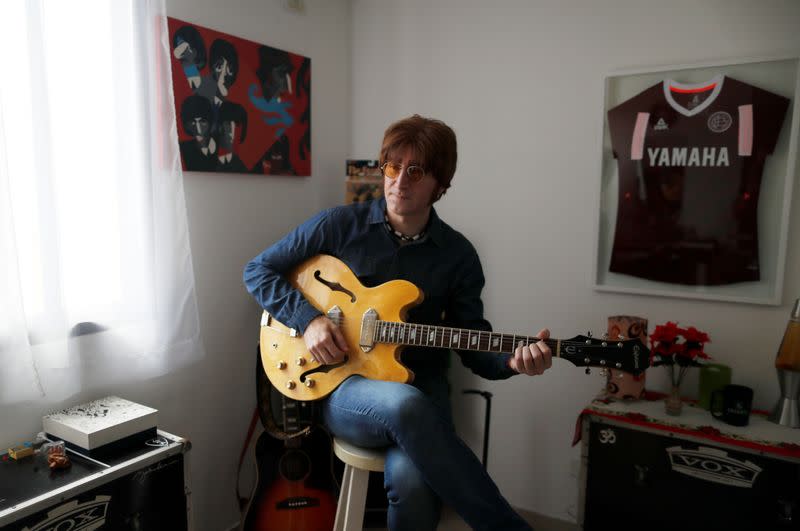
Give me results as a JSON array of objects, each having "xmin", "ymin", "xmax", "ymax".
[
  {"xmin": 585, "ymin": 367, "xmax": 591, "ymax": 375},
  {"xmin": 587, "ymin": 331, "xmax": 593, "ymax": 338},
  {"xmin": 618, "ymin": 334, "xmax": 626, "ymax": 340},
  {"xmin": 616, "ymin": 362, "xmax": 622, "ymax": 369}
]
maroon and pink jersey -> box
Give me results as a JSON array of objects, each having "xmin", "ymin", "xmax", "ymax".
[{"xmin": 607, "ymin": 76, "xmax": 790, "ymax": 285}]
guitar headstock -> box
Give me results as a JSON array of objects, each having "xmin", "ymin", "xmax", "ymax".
[{"xmin": 560, "ymin": 334, "xmax": 650, "ymax": 375}]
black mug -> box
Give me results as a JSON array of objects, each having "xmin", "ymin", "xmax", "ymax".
[{"xmin": 711, "ymin": 384, "xmax": 753, "ymax": 426}]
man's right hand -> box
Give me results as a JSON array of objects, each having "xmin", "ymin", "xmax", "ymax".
[{"xmin": 303, "ymin": 316, "xmax": 349, "ymax": 365}]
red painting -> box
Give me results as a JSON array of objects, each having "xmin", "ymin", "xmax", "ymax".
[{"xmin": 168, "ymin": 18, "xmax": 311, "ymax": 176}]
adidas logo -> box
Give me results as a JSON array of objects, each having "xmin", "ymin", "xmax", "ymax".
[{"xmin": 654, "ymin": 118, "xmax": 669, "ymax": 131}]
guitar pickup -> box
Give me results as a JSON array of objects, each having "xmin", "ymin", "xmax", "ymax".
[{"xmin": 360, "ymin": 308, "xmax": 378, "ymax": 352}]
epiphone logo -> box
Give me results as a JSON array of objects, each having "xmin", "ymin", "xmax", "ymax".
[
  {"xmin": 22, "ymin": 495, "xmax": 110, "ymax": 531},
  {"xmin": 666, "ymin": 446, "xmax": 762, "ymax": 488}
]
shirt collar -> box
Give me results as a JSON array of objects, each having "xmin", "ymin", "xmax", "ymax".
[{"xmin": 368, "ymin": 197, "xmax": 444, "ymax": 247}]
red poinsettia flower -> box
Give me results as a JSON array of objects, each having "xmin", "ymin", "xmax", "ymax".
[
  {"xmin": 650, "ymin": 321, "xmax": 682, "ymax": 344},
  {"xmin": 649, "ymin": 321, "xmax": 685, "ymax": 362},
  {"xmin": 682, "ymin": 326, "xmax": 710, "ymax": 343},
  {"xmin": 649, "ymin": 321, "xmax": 713, "ymax": 373},
  {"xmin": 680, "ymin": 326, "xmax": 711, "ymax": 360}
]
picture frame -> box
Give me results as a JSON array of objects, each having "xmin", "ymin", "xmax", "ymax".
[
  {"xmin": 592, "ymin": 56, "xmax": 800, "ymax": 305},
  {"xmin": 167, "ymin": 17, "xmax": 311, "ymax": 176}
]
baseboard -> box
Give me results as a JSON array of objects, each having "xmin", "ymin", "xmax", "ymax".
[{"xmin": 516, "ymin": 507, "xmax": 580, "ymax": 531}]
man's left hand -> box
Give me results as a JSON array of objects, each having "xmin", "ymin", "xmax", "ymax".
[{"xmin": 509, "ymin": 328, "xmax": 552, "ymax": 376}]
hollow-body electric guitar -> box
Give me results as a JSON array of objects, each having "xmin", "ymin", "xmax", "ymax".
[{"xmin": 260, "ymin": 254, "xmax": 649, "ymax": 401}]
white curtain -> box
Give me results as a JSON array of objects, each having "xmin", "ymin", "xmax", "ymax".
[{"xmin": 0, "ymin": 0, "xmax": 203, "ymax": 403}]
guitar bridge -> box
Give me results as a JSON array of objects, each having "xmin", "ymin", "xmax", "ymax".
[{"xmin": 360, "ymin": 308, "xmax": 378, "ymax": 352}]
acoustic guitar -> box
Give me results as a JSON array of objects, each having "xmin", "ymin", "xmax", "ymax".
[
  {"xmin": 260, "ymin": 254, "xmax": 650, "ymax": 401},
  {"xmin": 240, "ymin": 355, "xmax": 337, "ymax": 531}
]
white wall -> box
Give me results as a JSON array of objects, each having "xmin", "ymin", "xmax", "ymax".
[
  {"xmin": 349, "ymin": 0, "xmax": 800, "ymax": 522},
  {"xmin": 0, "ymin": 2, "xmax": 350, "ymax": 531}
]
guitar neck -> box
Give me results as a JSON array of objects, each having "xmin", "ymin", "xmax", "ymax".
[{"xmin": 374, "ymin": 320, "xmax": 560, "ymax": 356}]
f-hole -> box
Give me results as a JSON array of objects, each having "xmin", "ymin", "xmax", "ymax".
[
  {"xmin": 313, "ymin": 270, "xmax": 356, "ymax": 302},
  {"xmin": 300, "ymin": 356, "xmax": 349, "ymax": 381}
]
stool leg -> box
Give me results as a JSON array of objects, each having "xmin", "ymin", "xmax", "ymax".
[
  {"xmin": 334, "ymin": 465, "xmax": 353, "ymax": 531},
  {"xmin": 343, "ymin": 467, "xmax": 370, "ymax": 531}
]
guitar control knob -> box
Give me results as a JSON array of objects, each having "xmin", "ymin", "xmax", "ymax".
[
  {"xmin": 296, "ymin": 357, "xmax": 307, "ymax": 366},
  {"xmin": 286, "ymin": 380, "xmax": 296, "ymax": 390},
  {"xmin": 276, "ymin": 361, "xmax": 287, "ymax": 370},
  {"xmin": 304, "ymin": 379, "xmax": 315, "ymax": 388}
]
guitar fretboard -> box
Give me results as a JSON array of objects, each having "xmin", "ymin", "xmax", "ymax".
[{"xmin": 373, "ymin": 320, "xmax": 560, "ymax": 355}]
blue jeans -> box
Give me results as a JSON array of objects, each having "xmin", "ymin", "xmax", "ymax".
[{"xmin": 321, "ymin": 374, "xmax": 532, "ymax": 531}]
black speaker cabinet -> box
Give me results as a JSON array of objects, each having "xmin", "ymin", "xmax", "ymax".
[{"xmin": 579, "ymin": 403, "xmax": 800, "ymax": 531}]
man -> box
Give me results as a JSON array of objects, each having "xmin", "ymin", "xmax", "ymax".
[
  {"xmin": 244, "ymin": 115, "xmax": 551, "ymax": 531},
  {"xmin": 179, "ymin": 95, "xmax": 216, "ymax": 171},
  {"xmin": 214, "ymin": 101, "xmax": 248, "ymax": 173}
]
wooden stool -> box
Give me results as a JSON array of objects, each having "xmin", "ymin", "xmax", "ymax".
[{"xmin": 333, "ymin": 437, "xmax": 386, "ymax": 531}]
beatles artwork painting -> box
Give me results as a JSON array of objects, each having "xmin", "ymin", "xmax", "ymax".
[{"xmin": 168, "ymin": 18, "xmax": 311, "ymax": 176}]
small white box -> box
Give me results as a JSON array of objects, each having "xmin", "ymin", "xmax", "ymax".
[{"xmin": 42, "ymin": 396, "xmax": 158, "ymax": 452}]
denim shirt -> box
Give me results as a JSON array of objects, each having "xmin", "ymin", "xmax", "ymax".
[{"xmin": 243, "ymin": 197, "xmax": 515, "ymax": 380}]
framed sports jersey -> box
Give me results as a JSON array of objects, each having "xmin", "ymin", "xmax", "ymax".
[{"xmin": 593, "ymin": 57, "xmax": 799, "ymax": 305}]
